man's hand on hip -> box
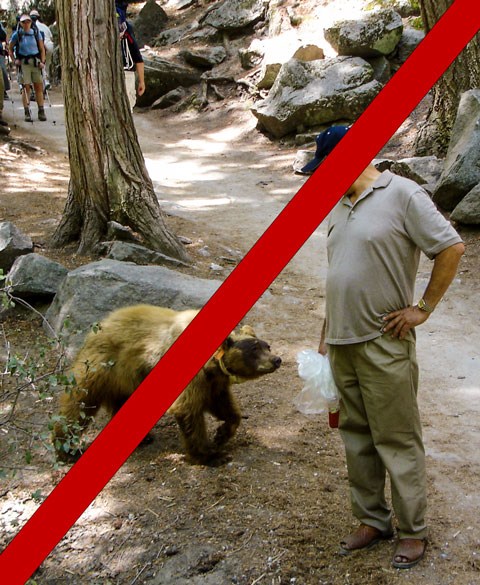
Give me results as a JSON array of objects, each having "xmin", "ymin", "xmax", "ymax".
[{"xmin": 382, "ymin": 306, "xmax": 430, "ymax": 340}]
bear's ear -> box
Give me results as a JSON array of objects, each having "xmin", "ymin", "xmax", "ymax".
[
  {"xmin": 237, "ymin": 325, "xmax": 256, "ymax": 338},
  {"xmin": 223, "ymin": 336, "xmax": 235, "ymax": 349}
]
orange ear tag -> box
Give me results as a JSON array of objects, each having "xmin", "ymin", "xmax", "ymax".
[{"xmin": 214, "ymin": 348, "xmax": 225, "ymax": 361}]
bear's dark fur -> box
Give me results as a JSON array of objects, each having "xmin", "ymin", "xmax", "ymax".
[{"xmin": 52, "ymin": 304, "xmax": 281, "ymax": 464}]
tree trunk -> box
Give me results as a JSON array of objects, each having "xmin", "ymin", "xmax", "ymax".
[
  {"xmin": 415, "ymin": 0, "xmax": 480, "ymax": 156},
  {"xmin": 52, "ymin": 0, "xmax": 188, "ymax": 261}
]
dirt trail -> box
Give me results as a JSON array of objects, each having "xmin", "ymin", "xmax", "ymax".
[{"xmin": 1, "ymin": 79, "xmax": 480, "ymax": 585}]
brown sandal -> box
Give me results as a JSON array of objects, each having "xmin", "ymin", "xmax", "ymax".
[
  {"xmin": 392, "ymin": 538, "xmax": 427, "ymax": 569},
  {"xmin": 339, "ymin": 523, "xmax": 393, "ymax": 556}
]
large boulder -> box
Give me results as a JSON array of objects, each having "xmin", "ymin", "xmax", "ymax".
[
  {"xmin": 433, "ymin": 90, "xmax": 480, "ymax": 210},
  {"xmin": 256, "ymin": 37, "xmax": 325, "ymax": 90},
  {"xmin": 451, "ymin": 183, "xmax": 480, "ymax": 225},
  {"xmin": 393, "ymin": 27, "xmax": 425, "ymax": 65},
  {"xmin": 251, "ymin": 56, "xmax": 382, "ymax": 138},
  {"xmin": 202, "ymin": 0, "xmax": 269, "ymax": 31},
  {"xmin": 0, "ymin": 222, "xmax": 33, "ymax": 272},
  {"xmin": 44, "ymin": 260, "xmax": 221, "ymax": 352},
  {"xmin": 324, "ymin": 9, "xmax": 403, "ymax": 58},
  {"xmin": 136, "ymin": 57, "xmax": 201, "ymax": 107},
  {"xmin": 180, "ymin": 46, "xmax": 227, "ymax": 70},
  {"xmin": 374, "ymin": 156, "xmax": 444, "ymax": 189},
  {"xmin": 133, "ymin": 0, "xmax": 169, "ymax": 48},
  {"xmin": 6, "ymin": 253, "xmax": 68, "ymax": 298}
]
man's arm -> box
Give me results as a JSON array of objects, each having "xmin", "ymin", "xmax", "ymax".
[
  {"xmin": 135, "ymin": 61, "xmax": 145, "ymax": 97},
  {"xmin": 8, "ymin": 32, "xmax": 16, "ymax": 61},
  {"xmin": 382, "ymin": 242, "xmax": 465, "ymax": 340}
]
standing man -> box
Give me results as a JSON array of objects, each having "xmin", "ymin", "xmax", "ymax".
[
  {"xmin": 29, "ymin": 9, "xmax": 54, "ymax": 89},
  {"xmin": 116, "ymin": 2, "xmax": 145, "ymax": 111},
  {"xmin": 313, "ymin": 126, "xmax": 465, "ymax": 569},
  {"xmin": 9, "ymin": 14, "xmax": 46, "ymax": 122}
]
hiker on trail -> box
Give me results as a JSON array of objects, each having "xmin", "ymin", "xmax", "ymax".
[
  {"xmin": 8, "ymin": 13, "xmax": 47, "ymax": 122},
  {"xmin": 0, "ymin": 58, "xmax": 9, "ymax": 132},
  {"xmin": 314, "ymin": 126, "xmax": 464, "ymax": 569},
  {"xmin": 0, "ymin": 21, "xmax": 10, "ymax": 99},
  {"xmin": 29, "ymin": 9, "xmax": 54, "ymax": 89},
  {"xmin": 116, "ymin": 2, "xmax": 145, "ymax": 111}
]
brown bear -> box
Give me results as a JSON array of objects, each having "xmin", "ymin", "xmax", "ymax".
[{"xmin": 52, "ymin": 304, "xmax": 281, "ymax": 465}]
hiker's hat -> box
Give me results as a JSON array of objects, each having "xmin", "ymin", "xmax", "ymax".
[
  {"xmin": 29, "ymin": 9, "xmax": 40, "ymax": 17},
  {"xmin": 20, "ymin": 14, "xmax": 32, "ymax": 22},
  {"xmin": 300, "ymin": 125, "xmax": 350, "ymax": 175}
]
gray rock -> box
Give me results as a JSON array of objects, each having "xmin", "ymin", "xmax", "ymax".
[
  {"xmin": 202, "ymin": 0, "xmax": 269, "ymax": 31},
  {"xmin": 257, "ymin": 41, "xmax": 325, "ymax": 90},
  {"xmin": 451, "ymin": 183, "xmax": 480, "ymax": 225},
  {"xmin": 136, "ymin": 57, "xmax": 201, "ymax": 107},
  {"xmin": 390, "ymin": 0, "xmax": 421, "ymax": 18},
  {"xmin": 373, "ymin": 156, "xmax": 444, "ymax": 188},
  {"xmin": 433, "ymin": 89, "xmax": 480, "ymax": 210},
  {"xmin": 154, "ymin": 25, "xmax": 189, "ymax": 46},
  {"xmin": 251, "ymin": 56, "xmax": 382, "ymax": 138},
  {"xmin": 44, "ymin": 260, "xmax": 221, "ymax": 352},
  {"xmin": 393, "ymin": 27, "xmax": 425, "ymax": 64},
  {"xmin": 239, "ymin": 39, "xmax": 265, "ymax": 69},
  {"xmin": 106, "ymin": 241, "xmax": 189, "ymax": 268},
  {"xmin": 151, "ymin": 87, "xmax": 187, "ymax": 109},
  {"xmin": 292, "ymin": 44, "xmax": 325, "ymax": 62},
  {"xmin": 0, "ymin": 222, "xmax": 33, "ymax": 272},
  {"xmin": 180, "ymin": 46, "xmax": 227, "ymax": 69},
  {"xmin": 292, "ymin": 149, "xmax": 315, "ymax": 174},
  {"xmin": 366, "ymin": 55, "xmax": 391, "ymax": 83},
  {"xmin": 393, "ymin": 156, "xmax": 444, "ymax": 187},
  {"xmin": 133, "ymin": 0, "xmax": 169, "ymax": 48},
  {"xmin": 324, "ymin": 9, "xmax": 403, "ymax": 58},
  {"xmin": 6, "ymin": 253, "xmax": 68, "ymax": 297}
]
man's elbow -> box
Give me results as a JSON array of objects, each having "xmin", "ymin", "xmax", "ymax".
[{"xmin": 452, "ymin": 242, "xmax": 466, "ymax": 259}]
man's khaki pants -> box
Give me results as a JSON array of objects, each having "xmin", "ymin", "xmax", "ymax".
[{"xmin": 328, "ymin": 334, "xmax": 428, "ymax": 540}]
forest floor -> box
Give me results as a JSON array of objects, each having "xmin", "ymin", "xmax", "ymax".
[{"xmin": 1, "ymin": 2, "xmax": 480, "ymax": 584}]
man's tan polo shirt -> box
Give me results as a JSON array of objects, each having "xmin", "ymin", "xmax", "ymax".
[{"xmin": 325, "ymin": 171, "xmax": 462, "ymax": 345}]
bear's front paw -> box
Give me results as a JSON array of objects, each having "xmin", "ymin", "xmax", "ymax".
[
  {"xmin": 213, "ymin": 424, "xmax": 233, "ymax": 446},
  {"xmin": 186, "ymin": 448, "xmax": 231, "ymax": 467}
]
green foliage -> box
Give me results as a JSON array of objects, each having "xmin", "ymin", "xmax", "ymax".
[
  {"xmin": 21, "ymin": 0, "xmax": 55, "ymax": 25},
  {"xmin": 410, "ymin": 16, "xmax": 424, "ymax": 30},
  {"xmin": 0, "ymin": 282, "xmax": 76, "ymax": 477}
]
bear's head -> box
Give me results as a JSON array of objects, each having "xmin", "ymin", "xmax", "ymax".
[{"xmin": 214, "ymin": 325, "xmax": 281, "ymax": 383}]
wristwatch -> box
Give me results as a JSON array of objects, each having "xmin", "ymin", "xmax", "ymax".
[{"xmin": 417, "ymin": 298, "xmax": 434, "ymax": 313}]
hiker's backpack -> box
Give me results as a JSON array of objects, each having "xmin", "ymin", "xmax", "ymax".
[{"xmin": 12, "ymin": 21, "xmax": 43, "ymax": 59}]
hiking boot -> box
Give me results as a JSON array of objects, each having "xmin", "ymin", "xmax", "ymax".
[
  {"xmin": 24, "ymin": 108, "xmax": 33, "ymax": 122},
  {"xmin": 38, "ymin": 108, "xmax": 47, "ymax": 122}
]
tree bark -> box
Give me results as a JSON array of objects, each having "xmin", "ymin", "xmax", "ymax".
[
  {"xmin": 52, "ymin": 0, "xmax": 188, "ymax": 261},
  {"xmin": 415, "ymin": 0, "xmax": 480, "ymax": 156}
]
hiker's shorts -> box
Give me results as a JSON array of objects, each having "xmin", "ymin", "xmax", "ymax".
[{"xmin": 21, "ymin": 62, "xmax": 43, "ymax": 85}]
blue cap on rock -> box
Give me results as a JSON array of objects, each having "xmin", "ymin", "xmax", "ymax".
[{"xmin": 300, "ymin": 125, "xmax": 350, "ymax": 175}]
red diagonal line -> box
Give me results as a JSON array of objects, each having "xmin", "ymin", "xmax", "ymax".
[{"xmin": 1, "ymin": 1, "xmax": 479, "ymax": 581}]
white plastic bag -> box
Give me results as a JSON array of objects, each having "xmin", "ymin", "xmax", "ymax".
[{"xmin": 294, "ymin": 349, "xmax": 339, "ymax": 415}]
